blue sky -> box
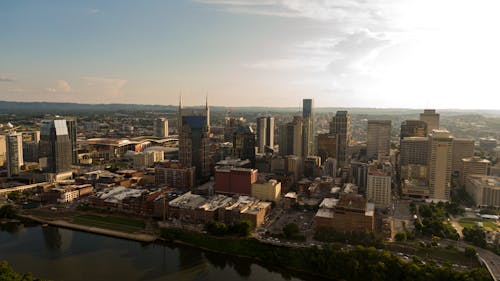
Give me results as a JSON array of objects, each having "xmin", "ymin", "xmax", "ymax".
[{"xmin": 1, "ymin": 0, "xmax": 499, "ymax": 109}]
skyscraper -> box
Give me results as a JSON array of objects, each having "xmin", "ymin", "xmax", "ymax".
[
  {"xmin": 6, "ymin": 132, "xmax": 23, "ymax": 177},
  {"xmin": 232, "ymin": 125, "xmax": 256, "ymax": 167},
  {"xmin": 178, "ymin": 97, "xmax": 211, "ymax": 184},
  {"xmin": 65, "ymin": 117, "xmax": 78, "ymax": 165},
  {"xmin": 429, "ymin": 130, "xmax": 453, "ymax": 201},
  {"xmin": 330, "ymin": 111, "xmax": 351, "ymax": 166},
  {"xmin": 278, "ymin": 116, "xmax": 302, "ymax": 157},
  {"xmin": 420, "ymin": 109, "xmax": 440, "ymax": 135},
  {"xmin": 367, "ymin": 120, "xmax": 391, "ymax": 160},
  {"xmin": 39, "ymin": 120, "xmax": 72, "ymax": 174},
  {"xmin": 256, "ymin": 116, "xmax": 274, "ymax": 153},
  {"xmin": 302, "ymin": 98, "xmax": 314, "ymax": 157},
  {"xmin": 154, "ymin": 118, "xmax": 169, "ymax": 138},
  {"xmin": 224, "ymin": 116, "xmax": 244, "ymax": 142},
  {"xmin": 400, "ymin": 120, "xmax": 427, "ymax": 139},
  {"xmin": 451, "ymin": 138, "xmax": 475, "ymax": 177},
  {"xmin": 317, "ymin": 133, "xmax": 337, "ymax": 164}
]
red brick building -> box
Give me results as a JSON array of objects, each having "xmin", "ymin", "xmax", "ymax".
[{"xmin": 214, "ymin": 168, "xmax": 258, "ymax": 195}]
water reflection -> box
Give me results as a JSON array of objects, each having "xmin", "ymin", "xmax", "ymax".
[{"xmin": 42, "ymin": 226, "xmax": 62, "ymax": 250}]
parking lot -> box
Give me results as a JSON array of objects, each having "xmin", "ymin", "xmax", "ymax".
[{"xmin": 265, "ymin": 208, "xmax": 316, "ymax": 240}]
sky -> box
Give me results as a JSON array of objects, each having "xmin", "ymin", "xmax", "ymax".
[{"xmin": 1, "ymin": 0, "xmax": 500, "ymax": 109}]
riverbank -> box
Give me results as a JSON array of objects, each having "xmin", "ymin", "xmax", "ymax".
[
  {"xmin": 18, "ymin": 214, "xmax": 156, "ymax": 243},
  {"xmin": 159, "ymin": 227, "xmax": 493, "ymax": 281}
]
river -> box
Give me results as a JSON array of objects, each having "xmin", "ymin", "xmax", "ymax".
[{"xmin": 0, "ymin": 223, "xmax": 324, "ymax": 281}]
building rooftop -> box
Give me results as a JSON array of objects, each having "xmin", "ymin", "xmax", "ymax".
[
  {"xmin": 319, "ymin": 198, "xmax": 338, "ymax": 209},
  {"xmin": 168, "ymin": 191, "xmax": 207, "ymax": 209}
]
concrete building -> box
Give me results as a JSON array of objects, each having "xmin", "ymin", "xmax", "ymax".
[
  {"xmin": 64, "ymin": 117, "xmax": 78, "ymax": 165},
  {"xmin": 315, "ymin": 193, "xmax": 374, "ymax": 233},
  {"xmin": 350, "ymin": 161, "xmax": 368, "ymax": 192},
  {"xmin": 232, "ymin": 125, "xmax": 256, "ymax": 168},
  {"xmin": 178, "ymin": 97, "xmax": 211, "ymax": 184},
  {"xmin": 215, "ymin": 167, "xmax": 258, "ymax": 195},
  {"xmin": 6, "ymin": 132, "xmax": 23, "ymax": 177},
  {"xmin": 479, "ymin": 138, "xmax": 497, "ymax": 152},
  {"xmin": 251, "ymin": 179, "xmax": 281, "ymax": 203},
  {"xmin": 367, "ymin": 167, "xmax": 392, "ymax": 209},
  {"xmin": 153, "ymin": 118, "xmax": 169, "ymax": 138},
  {"xmin": 367, "ymin": 120, "xmax": 391, "ymax": 160},
  {"xmin": 400, "ymin": 120, "xmax": 427, "ymax": 139},
  {"xmin": 224, "ymin": 116, "xmax": 245, "ymax": 142},
  {"xmin": 452, "ymin": 138, "xmax": 475, "ymax": 179},
  {"xmin": 39, "ymin": 119, "xmax": 72, "ymax": 174},
  {"xmin": 420, "ymin": 109, "xmax": 440, "ymax": 134},
  {"xmin": 302, "ymin": 98, "xmax": 314, "ymax": 157},
  {"xmin": 155, "ymin": 160, "xmax": 195, "ymax": 189},
  {"xmin": 330, "ymin": 111, "xmax": 351, "ymax": 166},
  {"xmin": 429, "ymin": 130, "xmax": 453, "ymax": 201},
  {"xmin": 323, "ymin": 158, "xmax": 337, "ymax": 178},
  {"xmin": 460, "ymin": 157, "xmax": 490, "ymax": 187},
  {"xmin": 278, "ymin": 116, "xmax": 303, "ymax": 157},
  {"xmin": 0, "ymin": 134, "xmax": 6, "ymax": 167},
  {"xmin": 317, "ymin": 133, "xmax": 336, "ymax": 164},
  {"xmin": 256, "ymin": 116, "xmax": 274, "ymax": 153},
  {"xmin": 465, "ymin": 175, "xmax": 500, "ymax": 208},
  {"xmin": 400, "ymin": 137, "xmax": 429, "ymax": 180}
]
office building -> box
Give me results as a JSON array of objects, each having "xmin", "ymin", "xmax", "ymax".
[
  {"xmin": 367, "ymin": 165, "xmax": 392, "ymax": 209},
  {"xmin": 465, "ymin": 175, "xmax": 500, "ymax": 208},
  {"xmin": 420, "ymin": 109, "xmax": 440, "ymax": 134},
  {"xmin": 399, "ymin": 137, "xmax": 429, "ymax": 179},
  {"xmin": 350, "ymin": 161, "xmax": 368, "ymax": 192},
  {"xmin": 155, "ymin": 160, "xmax": 195, "ymax": 190},
  {"xmin": 460, "ymin": 157, "xmax": 490, "ymax": 187},
  {"xmin": 315, "ymin": 194, "xmax": 374, "ymax": 233},
  {"xmin": 0, "ymin": 135, "xmax": 6, "ymax": 167},
  {"xmin": 302, "ymin": 98, "xmax": 314, "ymax": 157},
  {"xmin": 178, "ymin": 98, "xmax": 211, "ymax": 184},
  {"xmin": 215, "ymin": 167, "xmax": 258, "ymax": 195},
  {"xmin": 400, "ymin": 120, "xmax": 427, "ymax": 139},
  {"xmin": 224, "ymin": 116, "xmax": 245, "ymax": 142},
  {"xmin": 278, "ymin": 116, "xmax": 302, "ymax": 157},
  {"xmin": 452, "ymin": 138, "xmax": 475, "ymax": 178},
  {"xmin": 65, "ymin": 117, "xmax": 78, "ymax": 164},
  {"xmin": 479, "ymin": 138, "xmax": 497, "ymax": 152},
  {"xmin": 251, "ymin": 179, "xmax": 281, "ymax": 203},
  {"xmin": 232, "ymin": 125, "xmax": 256, "ymax": 168},
  {"xmin": 256, "ymin": 116, "xmax": 274, "ymax": 153},
  {"xmin": 429, "ymin": 130, "xmax": 453, "ymax": 201},
  {"xmin": 330, "ymin": 111, "xmax": 351, "ymax": 166},
  {"xmin": 154, "ymin": 118, "xmax": 169, "ymax": 138},
  {"xmin": 6, "ymin": 132, "xmax": 23, "ymax": 177},
  {"xmin": 39, "ymin": 120, "xmax": 72, "ymax": 174},
  {"xmin": 367, "ymin": 120, "xmax": 391, "ymax": 160},
  {"xmin": 317, "ymin": 133, "xmax": 337, "ymax": 164}
]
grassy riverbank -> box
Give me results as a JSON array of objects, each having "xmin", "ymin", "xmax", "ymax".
[{"xmin": 161, "ymin": 228, "xmax": 492, "ymax": 281}]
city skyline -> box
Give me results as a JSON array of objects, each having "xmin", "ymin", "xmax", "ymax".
[{"xmin": 1, "ymin": 0, "xmax": 500, "ymax": 109}]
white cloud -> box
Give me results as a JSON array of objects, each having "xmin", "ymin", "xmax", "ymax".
[
  {"xmin": 82, "ymin": 76, "xmax": 127, "ymax": 97},
  {"xmin": 86, "ymin": 8, "xmax": 101, "ymax": 15},
  {"xmin": 45, "ymin": 80, "xmax": 72, "ymax": 93}
]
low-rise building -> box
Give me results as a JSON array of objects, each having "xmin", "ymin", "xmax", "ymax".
[
  {"xmin": 315, "ymin": 193, "xmax": 375, "ymax": 233},
  {"xmin": 155, "ymin": 160, "xmax": 195, "ymax": 190},
  {"xmin": 251, "ymin": 179, "xmax": 281, "ymax": 203}
]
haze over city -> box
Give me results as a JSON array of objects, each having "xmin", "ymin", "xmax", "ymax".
[{"xmin": 2, "ymin": 0, "xmax": 500, "ymax": 109}]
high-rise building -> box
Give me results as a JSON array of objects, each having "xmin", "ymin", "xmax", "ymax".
[
  {"xmin": 429, "ymin": 130, "xmax": 453, "ymax": 201},
  {"xmin": 420, "ymin": 109, "xmax": 440, "ymax": 135},
  {"xmin": 0, "ymin": 135, "xmax": 7, "ymax": 167},
  {"xmin": 302, "ymin": 98, "xmax": 314, "ymax": 157},
  {"xmin": 232, "ymin": 125, "xmax": 256, "ymax": 168},
  {"xmin": 367, "ymin": 120, "xmax": 391, "ymax": 160},
  {"xmin": 21, "ymin": 131, "xmax": 40, "ymax": 163},
  {"xmin": 278, "ymin": 116, "xmax": 302, "ymax": 157},
  {"xmin": 154, "ymin": 118, "xmax": 169, "ymax": 138},
  {"xmin": 460, "ymin": 157, "xmax": 490, "ymax": 187},
  {"xmin": 65, "ymin": 117, "xmax": 78, "ymax": 165},
  {"xmin": 465, "ymin": 175, "xmax": 500, "ymax": 207},
  {"xmin": 350, "ymin": 161, "xmax": 368, "ymax": 192},
  {"xmin": 330, "ymin": 111, "xmax": 351, "ymax": 166},
  {"xmin": 6, "ymin": 132, "xmax": 23, "ymax": 177},
  {"xmin": 256, "ymin": 116, "xmax": 274, "ymax": 153},
  {"xmin": 317, "ymin": 133, "xmax": 337, "ymax": 164},
  {"xmin": 399, "ymin": 137, "xmax": 430, "ymax": 199},
  {"xmin": 178, "ymin": 97, "xmax": 211, "ymax": 184},
  {"xmin": 224, "ymin": 116, "xmax": 244, "ymax": 142},
  {"xmin": 367, "ymin": 166, "xmax": 392, "ymax": 209},
  {"xmin": 400, "ymin": 120, "xmax": 427, "ymax": 139},
  {"xmin": 39, "ymin": 120, "xmax": 72, "ymax": 174},
  {"xmin": 452, "ymin": 138, "xmax": 475, "ymax": 179}
]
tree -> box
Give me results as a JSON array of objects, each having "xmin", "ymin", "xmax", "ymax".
[
  {"xmin": 231, "ymin": 220, "xmax": 253, "ymax": 237},
  {"xmin": 464, "ymin": 247, "xmax": 477, "ymax": 258},
  {"xmin": 0, "ymin": 205, "xmax": 17, "ymax": 219},
  {"xmin": 206, "ymin": 221, "xmax": 228, "ymax": 236},
  {"xmin": 394, "ymin": 232, "xmax": 407, "ymax": 242},
  {"xmin": 463, "ymin": 226, "xmax": 487, "ymax": 248},
  {"xmin": 283, "ymin": 223, "xmax": 300, "ymax": 239}
]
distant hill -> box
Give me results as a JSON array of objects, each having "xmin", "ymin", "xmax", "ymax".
[{"xmin": 0, "ymin": 101, "xmax": 499, "ymax": 116}]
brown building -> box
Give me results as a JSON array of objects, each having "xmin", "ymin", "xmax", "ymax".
[
  {"xmin": 214, "ymin": 168, "xmax": 258, "ymax": 195},
  {"xmin": 317, "ymin": 133, "xmax": 337, "ymax": 164},
  {"xmin": 315, "ymin": 194, "xmax": 374, "ymax": 233},
  {"xmin": 400, "ymin": 120, "xmax": 427, "ymax": 139},
  {"xmin": 155, "ymin": 160, "xmax": 195, "ymax": 189}
]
